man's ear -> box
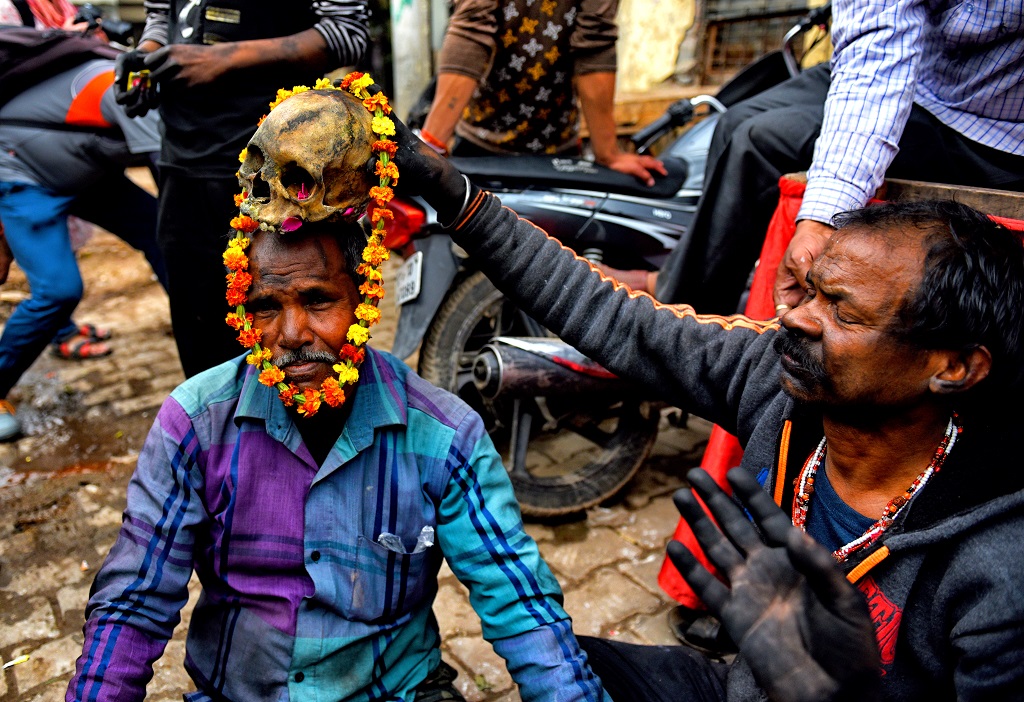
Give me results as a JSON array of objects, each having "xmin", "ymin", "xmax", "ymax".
[{"xmin": 929, "ymin": 345, "xmax": 992, "ymax": 395}]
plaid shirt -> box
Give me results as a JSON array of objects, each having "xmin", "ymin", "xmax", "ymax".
[
  {"xmin": 67, "ymin": 348, "xmax": 607, "ymax": 702},
  {"xmin": 801, "ymin": 0, "xmax": 1024, "ymax": 224}
]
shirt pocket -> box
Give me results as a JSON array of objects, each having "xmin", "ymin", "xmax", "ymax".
[
  {"xmin": 347, "ymin": 534, "xmax": 434, "ymax": 623},
  {"xmin": 935, "ymin": 2, "xmax": 1023, "ymax": 48}
]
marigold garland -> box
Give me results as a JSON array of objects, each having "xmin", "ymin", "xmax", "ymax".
[{"xmin": 223, "ymin": 72, "xmax": 396, "ymax": 418}]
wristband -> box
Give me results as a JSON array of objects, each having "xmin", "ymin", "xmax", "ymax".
[{"xmin": 415, "ymin": 128, "xmax": 450, "ymax": 157}]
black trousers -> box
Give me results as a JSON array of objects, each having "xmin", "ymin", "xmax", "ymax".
[
  {"xmin": 655, "ymin": 63, "xmax": 1024, "ymax": 313},
  {"xmin": 579, "ymin": 636, "xmax": 728, "ymax": 702},
  {"xmin": 156, "ymin": 171, "xmax": 246, "ymax": 378}
]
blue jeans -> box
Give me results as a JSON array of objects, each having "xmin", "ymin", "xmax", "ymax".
[{"xmin": 0, "ymin": 175, "xmax": 163, "ymax": 398}]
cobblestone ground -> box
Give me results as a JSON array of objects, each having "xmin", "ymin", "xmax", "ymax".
[{"xmin": 0, "ymin": 186, "xmax": 712, "ymax": 700}]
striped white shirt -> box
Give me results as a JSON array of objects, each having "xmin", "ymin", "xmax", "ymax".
[
  {"xmin": 800, "ymin": 0, "xmax": 1024, "ymax": 225},
  {"xmin": 139, "ymin": 0, "xmax": 369, "ymax": 67}
]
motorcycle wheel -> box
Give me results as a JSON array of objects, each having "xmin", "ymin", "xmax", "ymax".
[{"xmin": 418, "ymin": 271, "xmax": 660, "ymax": 518}]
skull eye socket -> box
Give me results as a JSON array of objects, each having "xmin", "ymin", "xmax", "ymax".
[
  {"xmin": 281, "ymin": 165, "xmax": 316, "ymax": 202},
  {"xmin": 246, "ymin": 146, "xmax": 271, "ymax": 201}
]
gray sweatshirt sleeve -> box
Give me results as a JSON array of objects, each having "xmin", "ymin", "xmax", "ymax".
[{"xmin": 448, "ymin": 190, "xmax": 785, "ymax": 442}]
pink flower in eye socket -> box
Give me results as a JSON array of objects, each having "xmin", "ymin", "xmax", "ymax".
[
  {"xmin": 296, "ymin": 182, "xmax": 310, "ymax": 200},
  {"xmin": 281, "ymin": 217, "xmax": 303, "ymax": 232}
]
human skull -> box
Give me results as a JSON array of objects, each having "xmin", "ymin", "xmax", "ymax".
[{"xmin": 238, "ymin": 89, "xmax": 375, "ymax": 228}]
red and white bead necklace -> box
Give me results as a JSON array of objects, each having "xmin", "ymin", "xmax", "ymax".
[{"xmin": 792, "ymin": 413, "xmax": 961, "ymax": 563}]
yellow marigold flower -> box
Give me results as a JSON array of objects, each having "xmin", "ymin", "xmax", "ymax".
[
  {"xmin": 238, "ymin": 148, "xmax": 248, "ymax": 164},
  {"xmin": 355, "ymin": 303, "xmax": 381, "ymax": 325},
  {"xmin": 246, "ymin": 347, "xmax": 272, "ymax": 365},
  {"xmin": 351, "ymin": 74, "xmax": 374, "ymax": 92},
  {"xmin": 371, "ymin": 115, "xmax": 396, "ymax": 137},
  {"xmin": 258, "ymin": 366, "xmax": 285, "ymax": 386},
  {"xmin": 362, "ymin": 243, "xmax": 389, "ymax": 267},
  {"xmin": 223, "ymin": 247, "xmax": 248, "ymax": 271},
  {"xmin": 321, "ymin": 377, "xmax": 346, "ymax": 407},
  {"xmin": 346, "ymin": 324, "xmax": 370, "ymax": 346},
  {"xmin": 229, "ymin": 234, "xmax": 250, "ymax": 250},
  {"xmin": 332, "ymin": 363, "xmax": 360, "ymax": 385},
  {"xmin": 314, "ymin": 77, "xmax": 335, "ymax": 90}
]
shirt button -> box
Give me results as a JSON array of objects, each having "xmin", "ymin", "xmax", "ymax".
[
  {"xmin": 310, "ymin": 550, "xmax": 321, "ymax": 562},
  {"xmin": 295, "ymin": 672, "xmax": 305, "ymax": 683}
]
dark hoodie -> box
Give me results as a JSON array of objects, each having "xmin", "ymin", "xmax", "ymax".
[{"xmin": 446, "ymin": 190, "xmax": 1024, "ymax": 701}]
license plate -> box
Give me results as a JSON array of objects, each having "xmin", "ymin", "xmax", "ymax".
[{"xmin": 394, "ymin": 251, "xmax": 423, "ymax": 306}]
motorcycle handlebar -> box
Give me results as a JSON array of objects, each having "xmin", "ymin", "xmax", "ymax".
[{"xmin": 630, "ymin": 98, "xmax": 695, "ymax": 154}]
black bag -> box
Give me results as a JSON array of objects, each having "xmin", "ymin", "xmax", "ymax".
[{"xmin": 0, "ymin": 26, "xmax": 120, "ymax": 107}]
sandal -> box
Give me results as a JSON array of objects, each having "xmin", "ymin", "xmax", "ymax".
[
  {"xmin": 51, "ymin": 334, "xmax": 112, "ymax": 360},
  {"xmin": 76, "ymin": 322, "xmax": 113, "ymax": 341}
]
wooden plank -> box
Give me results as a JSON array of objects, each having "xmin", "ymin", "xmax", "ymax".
[{"xmin": 783, "ymin": 171, "xmax": 1024, "ymax": 219}]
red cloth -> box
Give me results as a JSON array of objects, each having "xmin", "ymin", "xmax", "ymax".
[{"xmin": 658, "ymin": 177, "xmax": 1024, "ymax": 605}]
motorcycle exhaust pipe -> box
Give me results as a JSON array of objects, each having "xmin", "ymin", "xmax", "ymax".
[{"xmin": 472, "ymin": 337, "xmax": 640, "ymax": 400}]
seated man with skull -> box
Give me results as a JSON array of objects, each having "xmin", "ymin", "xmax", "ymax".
[{"xmin": 66, "ymin": 78, "xmax": 610, "ymax": 702}]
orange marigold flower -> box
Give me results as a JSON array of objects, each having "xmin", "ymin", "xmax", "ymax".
[
  {"xmin": 372, "ymin": 140, "xmax": 398, "ymax": 156},
  {"xmin": 297, "ymin": 394, "xmax": 321, "ymax": 416},
  {"xmin": 375, "ymin": 161, "xmax": 400, "ymax": 183},
  {"xmin": 227, "ymin": 270, "xmax": 253, "ymax": 291},
  {"xmin": 226, "ymin": 312, "xmax": 246, "ymax": 330},
  {"xmin": 355, "ymin": 303, "xmax": 381, "ymax": 325},
  {"xmin": 363, "ymin": 92, "xmax": 392, "ymax": 115},
  {"xmin": 223, "ymin": 247, "xmax": 248, "ymax": 271},
  {"xmin": 237, "ymin": 327, "xmax": 263, "ymax": 348},
  {"xmin": 321, "ymin": 377, "xmax": 346, "ymax": 407},
  {"xmin": 370, "ymin": 207, "xmax": 394, "ymax": 225},
  {"xmin": 356, "ymin": 263, "xmax": 384, "ymax": 281},
  {"xmin": 234, "ymin": 192, "xmax": 247, "ymax": 207},
  {"xmin": 339, "ymin": 344, "xmax": 366, "ymax": 365},
  {"xmin": 258, "ymin": 366, "xmax": 286, "ymax": 387},
  {"xmin": 359, "ymin": 281, "xmax": 385, "ymax": 299},
  {"xmin": 362, "ymin": 244, "xmax": 390, "ymax": 267},
  {"xmin": 368, "ymin": 185, "xmax": 394, "ymax": 207},
  {"xmin": 227, "ymin": 288, "xmax": 247, "ymax": 306},
  {"xmin": 230, "ymin": 215, "xmax": 260, "ymax": 234},
  {"xmin": 340, "ymin": 71, "xmax": 364, "ymax": 89},
  {"xmin": 278, "ymin": 384, "xmax": 299, "ymax": 407}
]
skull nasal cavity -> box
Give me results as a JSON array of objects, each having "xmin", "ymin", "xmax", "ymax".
[{"xmin": 282, "ymin": 166, "xmax": 316, "ymax": 201}]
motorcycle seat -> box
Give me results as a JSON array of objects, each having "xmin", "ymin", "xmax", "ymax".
[{"xmin": 450, "ymin": 155, "xmax": 688, "ymax": 199}]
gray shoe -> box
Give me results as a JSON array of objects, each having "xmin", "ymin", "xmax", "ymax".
[{"xmin": 0, "ymin": 400, "xmax": 22, "ymax": 441}]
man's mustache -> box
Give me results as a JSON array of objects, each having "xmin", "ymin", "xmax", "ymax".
[
  {"xmin": 773, "ymin": 329, "xmax": 825, "ymax": 376},
  {"xmin": 274, "ymin": 349, "xmax": 339, "ymax": 367}
]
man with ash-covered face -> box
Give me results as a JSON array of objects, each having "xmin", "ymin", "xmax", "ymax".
[{"xmin": 66, "ymin": 218, "xmax": 611, "ymax": 701}]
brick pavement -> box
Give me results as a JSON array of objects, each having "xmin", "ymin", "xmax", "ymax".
[{"xmin": 0, "ymin": 223, "xmax": 713, "ymax": 701}]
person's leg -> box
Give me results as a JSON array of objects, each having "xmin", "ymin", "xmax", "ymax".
[
  {"xmin": 887, "ymin": 106, "xmax": 1024, "ymax": 192},
  {"xmin": 577, "ymin": 636, "xmax": 727, "ymax": 702},
  {"xmin": 655, "ymin": 63, "xmax": 831, "ymax": 313},
  {"xmin": 70, "ymin": 171, "xmax": 168, "ymax": 291},
  {"xmin": 157, "ymin": 171, "xmax": 244, "ymax": 377},
  {"xmin": 0, "ymin": 182, "xmax": 83, "ymax": 398}
]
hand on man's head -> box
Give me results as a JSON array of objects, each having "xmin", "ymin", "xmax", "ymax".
[{"xmin": 669, "ymin": 468, "xmax": 881, "ymax": 702}]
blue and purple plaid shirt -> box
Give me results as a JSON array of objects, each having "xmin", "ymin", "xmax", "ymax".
[
  {"xmin": 801, "ymin": 0, "xmax": 1024, "ymax": 224},
  {"xmin": 67, "ymin": 348, "xmax": 608, "ymax": 702}
]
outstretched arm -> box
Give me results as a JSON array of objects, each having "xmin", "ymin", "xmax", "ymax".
[{"xmin": 669, "ymin": 468, "xmax": 881, "ymax": 702}]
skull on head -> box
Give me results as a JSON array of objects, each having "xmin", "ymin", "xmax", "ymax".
[{"xmin": 238, "ymin": 89, "xmax": 375, "ymax": 229}]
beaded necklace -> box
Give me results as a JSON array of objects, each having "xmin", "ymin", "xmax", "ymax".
[{"xmin": 792, "ymin": 413, "xmax": 960, "ymax": 563}]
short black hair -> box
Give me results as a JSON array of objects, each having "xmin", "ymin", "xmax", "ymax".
[{"xmin": 834, "ymin": 200, "xmax": 1024, "ymax": 407}]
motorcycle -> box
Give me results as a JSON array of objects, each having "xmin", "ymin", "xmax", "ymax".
[{"xmin": 385, "ymin": 5, "xmax": 831, "ymax": 517}]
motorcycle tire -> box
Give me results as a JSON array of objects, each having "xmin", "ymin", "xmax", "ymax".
[{"xmin": 418, "ymin": 271, "xmax": 659, "ymax": 518}]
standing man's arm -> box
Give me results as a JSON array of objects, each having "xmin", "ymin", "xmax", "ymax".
[
  {"xmin": 422, "ymin": 0, "xmax": 499, "ymax": 149},
  {"xmin": 67, "ymin": 398, "xmax": 208, "ymax": 702},
  {"xmin": 437, "ymin": 411, "xmax": 609, "ymax": 701},
  {"xmin": 774, "ymin": 0, "xmax": 927, "ymax": 307}
]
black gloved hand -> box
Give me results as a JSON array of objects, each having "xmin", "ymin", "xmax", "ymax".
[
  {"xmin": 364, "ymin": 84, "xmax": 469, "ymax": 226},
  {"xmin": 669, "ymin": 468, "xmax": 882, "ymax": 702},
  {"xmin": 114, "ymin": 49, "xmax": 160, "ymax": 118}
]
